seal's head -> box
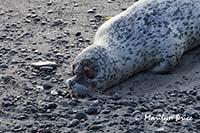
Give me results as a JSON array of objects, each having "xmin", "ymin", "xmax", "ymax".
[{"xmin": 66, "ymin": 45, "xmax": 111, "ymax": 97}]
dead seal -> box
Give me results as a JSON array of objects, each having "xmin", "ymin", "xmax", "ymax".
[{"xmin": 66, "ymin": 0, "xmax": 200, "ymax": 97}]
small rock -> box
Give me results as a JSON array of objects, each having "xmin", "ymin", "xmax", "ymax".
[
  {"xmin": 85, "ymin": 38, "xmax": 91, "ymax": 42},
  {"xmin": 0, "ymin": 11, "xmax": 5, "ymax": 15},
  {"xmin": 2, "ymin": 101, "xmax": 14, "ymax": 107},
  {"xmin": 39, "ymin": 66, "xmax": 54, "ymax": 71},
  {"xmin": 121, "ymin": 7, "xmax": 127, "ymax": 11},
  {"xmin": 194, "ymin": 105, "xmax": 200, "ymax": 111},
  {"xmin": 196, "ymin": 123, "xmax": 200, "ymax": 130},
  {"xmin": 152, "ymin": 109, "xmax": 163, "ymax": 114},
  {"xmin": 107, "ymin": 0, "xmax": 114, "ymax": 3},
  {"xmin": 154, "ymin": 127, "xmax": 166, "ymax": 133},
  {"xmin": 87, "ymin": 9, "xmax": 95, "ymax": 13},
  {"xmin": 47, "ymin": 1, "xmax": 53, "ymax": 6},
  {"xmin": 0, "ymin": 64, "xmax": 8, "ymax": 68},
  {"xmin": 36, "ymin": 85, "xmax": 44, "ymax": 92},
  {"xmin": 88, "ymin": 124, "xmax": 103, "ymax": 130},
  {"xmin": 127, "ymin": 107, "xmax": 134, "ymax": 113},
  {"xmin": 43, "ymin": 83, "xmax": 53, "ymax": 90},
  {"xmin": 68, "ymin": 119, "xmax": 79, "ymax": 128},
  {"xmin": 112, "ymin": 93, "xmax": 121, "ymax": 101},
  {"xmin": 12, "ymin": 124, "xmax": 24, "ymax": 132},
  {"xmin": 47, "ymin": 10, "xmax": 53, "ymax": 14},
  {"xmin": 85, "ymin": 107, "xmax": 98, "ymax": 115},
  {"xmin": 73, "ymin": 3, "xmax": 79, "ymax": 7},
  {"xmin": 78, "ymin": 37, "xmax": 84, "ymax": 42},
  {"xmin": 44, "ymin": 103, "xmax": 58, "ymax": 110},
  {"xmin": 102, "ymin": 109, "xmax": 111, "ymax": 114},
  {"xmin": 75, "ymin": 31, "xmax": 81, "ymax": 37},
  {"xmin": 137, "ymin": 106, "xmax": 149, "ymax": 112},
  {"xmin": 95, "ymin": 13, "xmax": 102, "ymax": 18},
  {"xmin": 52, "ymin": 19, "xmax": 64, "ymax": 26},
  {"xmin": 74, "ymin": 112, "xmax": 87, "ymax": 120},
  {"xmin": 197, "ymin": 95, "xmax": 200, "ymax": 101},
  {"xmin": 31, "ymin": 61, "xmax": 57, "ymax": 69},
  {"xmin": 51, "ymin": 89, "xmax": 58, "ymax": 96}
]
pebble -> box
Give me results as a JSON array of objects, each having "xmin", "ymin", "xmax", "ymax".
[
  {"xmin": 0, "ymin": 11, "xmax": 5, "ymax": 15},
  {"xmin": 43, "ymin": 103, "xmax": 58, "ymax": 110},
  {"xmin": 74, "ymin": 112, "xmax": 87, "ymax": 120},
  {"xmin": 68, "ymin": 119, "xmax": 79, "ymax": 128},
  {"xmin": 107, "ymin": 0, "xmax": 114, "ymax": 3},
  {"xmin": 197, "ymin": 95, "xmax": 200, "ymax": 101},
  {"xmin": 52, "ymin": 19, "xmax": 64, "ymax": 26},
  {"xmin": 75, "ymin": 31, "xmax": 81, "ymax": 37},
  {"xmin": 196, "ymin": 123, "xmax": 200, "ymax": 130},
  {"xmin": 50, "ymin": 89, "xmax": 58, "ymax": 96},
  {"xmin": 102, "ymin": 109, "xmax": 111, "ymax": 114},
  {"xmin": 127, "ymin": 107, "xmax": 134, "ymax": 113},
  {"xmin": 39, "ymin": 66, "xmax": 54, "ymax": 72},
  {"xmin": 36, "ymin": 85, "xmax": 44, "ymax": 92},
  {"xmin": 47, "ymin": 10, "xmax": 53, "ymax": 14},
  {"xmin": 12, "ymin": 124, "xmax": 24, "ymax": 132},
  {"xmin": 112, "ymin": 93, "xmax": 121, "ymax": 101},
  {"xmin": 88, "ymin": 124, "xmax": 103, "ymax": 130},
  {"xmin": 87, "ymin": 8, "xmax": 95, "ymax": 13},
  {"xmin": 31, "ymin": 61, "xmax": 57, "ymax": 69},
  {"xmin": 94, "ymin": 13, "xmax": 102, "ymax": 18},
  {"xmin": 43, "ymin": 83, "xmax": 53, "ymax": 90},
  {"xmin": 154, "ymin": 127, "xmax": 166, "ymax": 133},
  {"xmin": 2, "ymin": 101, "xmax": 14, "ymax": 107},
  {"xmin": 193, "ymin": 105, "xmax": 200, "ymax": 111},
  {"xmin": 74, "ymin": 4, "xmax": 79, "ymax": 7},
  {"xmin": 47, "ymin": 1, "xmax": 53, "ymax": 6},
  {"xmin": 0, "ymin": 64, "xmax": 8, "ymax": 68},
  {"xmin": 85, "ymin": 107, "xmax": 98, "ymax": 115},
  {"xmin": 137, "ymin": 105, "xmax": 150, "ymax": 112}
]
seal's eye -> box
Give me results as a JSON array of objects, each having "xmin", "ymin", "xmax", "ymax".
[{"xmin": 83, "ymin": 66, "xmax": 96, "ymax": 79}]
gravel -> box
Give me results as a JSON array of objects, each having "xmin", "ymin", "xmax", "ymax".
[{"xmin": 0, "ymin": 0, "xmax": 200, "ymax": 132}]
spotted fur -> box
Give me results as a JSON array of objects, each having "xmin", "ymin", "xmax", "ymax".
[{"xmin": 66, "ymin": 0, "xmax": 200, "ymax": 96}]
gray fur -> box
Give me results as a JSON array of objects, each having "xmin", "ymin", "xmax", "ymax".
[{"xmin": 66, "ymin": 0, "xmax": 200, "ymax": 96}]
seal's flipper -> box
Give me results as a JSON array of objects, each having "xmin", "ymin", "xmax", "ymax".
[
  {"xmin": 150, "ymin": 53, "xmax": 183, "ymax": 74},
  {"xmin": 150, "ymin": 60, "xmax": 175, "ymax": 74}
]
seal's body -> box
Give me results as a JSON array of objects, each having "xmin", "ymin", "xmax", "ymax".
[{"xmin": 66, "ymin": 0, "xmax": 200, "ymax": 96}]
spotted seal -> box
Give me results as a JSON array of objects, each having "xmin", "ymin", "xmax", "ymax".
[{"xmin": 66, "ymin": 0, "xmax": 200, "ymax": 97}]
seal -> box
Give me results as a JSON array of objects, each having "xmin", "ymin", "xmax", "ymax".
[{"xmin": 66, "ymin": 0, "xmax": 200, "ymax": 97}]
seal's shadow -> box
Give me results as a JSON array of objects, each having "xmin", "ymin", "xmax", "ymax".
[{"xmin": 104, "ymin": 47, "xmax": 200, "ymax": 97}]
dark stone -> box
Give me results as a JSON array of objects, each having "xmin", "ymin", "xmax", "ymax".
[
  {"xmin": 75, "ymin": 32, "xmax": 81, "ymax": 36},
  {"xmin": 52, "ymin": 19, "xmax": 64, "ymax": 27},
  {"xmin": 43, "ymin": 83, "xmax": 53, "ymax": 90},
  {"xmin": 197, "ymin": 95, "xmax": 200, "ymax": 101},
  {"xmin": 102, "ymin": 109, "xmax": 111, "ymax": 114},
  {"xmin": 87, "ymin": 9, "xmax": 95, "ymax": 13},
  {"xmin": 194, "ymin": 106, "xmax": 200, "ymax": 111},
  {"xmin": 74, "ymin": 112, "xmax": 87, "ymax": 120},
  {"xmin": 154, "ymin": 128, "xmax": 167, "ymax": 133},
  {"xmin": 68, "ymin": 119, "xmax": 79, "ymax": 128},
  {"xmin": 95, "ymin": 13, "xmax": 102, "ymax": 18},
  {"xmin": 88, "ymin": 124, "xmax": 103, "ymax": 130},
  {"xmin": 112, "ymin": 93, "xmax": 121, "ymax": 101},
  {"xmin": 85, "ymin": 107, "xmax": 98, "ymax": 115},
  {"xmin": 44, "ymin": 103, "xmax": 58, "ymax": 110}
]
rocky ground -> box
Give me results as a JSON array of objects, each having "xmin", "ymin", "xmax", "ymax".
[{"xmin": 0, "ymin": 0, "xmax": 200, "ymax": 132}]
